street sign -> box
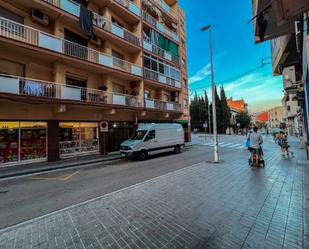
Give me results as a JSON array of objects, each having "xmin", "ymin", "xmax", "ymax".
[
  {"xmin": 100, "ymin": 121, "xmax": 108, "ymax": 132},
  {"xmin": 203, "ymin": 122, "xmax": 208, "ymax": 128},
  {"xmin": 237, "ymin": 123, "xmax": 240, "ymax": 127}
]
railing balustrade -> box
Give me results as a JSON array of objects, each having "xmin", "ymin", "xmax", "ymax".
[
  {"xmin": 146, "ymin": 98, "xmax": 181, "ymax": 112},
  {"xmin": 0, "ymin": 17, "xmax": 142, "ymax": 76},
  {"xmin": 143, "ymin": 40, "xmax": 179, "ymax": 65},
  {"xmin": 142, "ymin": 11, "xmax": 179, "ymax": 43},
  {"xmin": 43, "ymin": 0, "xmax": 141, "ymax": 46},
  {"xmin": 0, "ymin": 74, "xmax": 141, "ymax": 107},
  {"xmin": 144, "ymin": 68, "xmax": 181, "ymax": 88}
]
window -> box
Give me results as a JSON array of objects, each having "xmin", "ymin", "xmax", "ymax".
[
  {"xmin": 0, "ymin": 7, "xmax": 24, "ymax": 24},
  {"xmin": 145, "ymin": 130, "xmax": 155, "ymax": 141},
  {"xmin": 183, "ymin": 79, "xmax": 187, "ymax": 88},
  {"xmin": 112, "ymin": 49, "xmax": 125, "ymax": 68},
  {"xmin": 113, "ymin": 83, "xmax": 125, "ymax": 94},
  {"xmin": 66, "ymin": 74, "xmax": 87, "ymax": 88},
  {"xmin": 0, "ymin": 59, "xmax": 25, "ymax": 77},
  {"xmin": 144, "ymin": 90, "xmax": 151, "ymax": 99}
]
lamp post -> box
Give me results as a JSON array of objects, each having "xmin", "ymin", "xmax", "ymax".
[{"xmin": 201, "ymin": 25, "xmax": 219, "ymax": 163}]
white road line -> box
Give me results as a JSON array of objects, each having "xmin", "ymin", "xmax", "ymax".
[
  {"xmin": 228, "ymin": 144, "xmax": 242, "ymax": 148},
  {"xmin": 219, "ymin": 143, "xmax": 233, "ymax": 147}
]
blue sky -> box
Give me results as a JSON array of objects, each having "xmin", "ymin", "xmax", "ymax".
[{"xmin": 178, "ymin": 0, "xmax": 283, "ymax": 112}]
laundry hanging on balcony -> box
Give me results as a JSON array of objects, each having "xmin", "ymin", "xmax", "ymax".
[
  {"xmin": 149, "ymin": 30, "xmax": 179, "ymax": 56},
  {"xmin": 79, "ymin": 5, "xmax": 94, "ymax": 39}
]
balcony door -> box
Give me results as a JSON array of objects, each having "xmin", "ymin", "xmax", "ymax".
[{"xmin": 64, "ymin": 29, "xmax": 88, "ymax": 60}]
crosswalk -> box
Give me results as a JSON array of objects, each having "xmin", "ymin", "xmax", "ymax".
[{"xmin": 202, "ymin": 141, "xmax": 246, "ymax": 150}]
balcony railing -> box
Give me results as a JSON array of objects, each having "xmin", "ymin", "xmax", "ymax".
[
  {"xmin": 142, "ymin": 11, "xmax": 179, "ymax": 42},
  {"xmin": 143, "ymin": 39, "xmax": 179, "ymax": 65},
  {"xmin": 0, "ymin": 74, "xmax": 141, "ymax": 108},
  {"xmin": 114, "ymin": 0, "xmax": 141, "ymax": 16},
  {"xmin": 144, "ymin": 68, "xmax": 181, "ymax": 88},
  {"xmin": 0, "ymin": 17, "xmax": 142, "ymax": 76},
  {"xmin": 145, "ymin": 98, "xmax": 182, "ymax": 112},
  {"xmin": 43, "ymin": 0, "xmax": 141, "ymax": 46},
  {"xmin": 150, "ymin": 0, "xmax": 177, "ymax": 19}
]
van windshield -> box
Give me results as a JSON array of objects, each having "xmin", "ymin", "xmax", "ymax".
[{"xmin": 131, "ymin": 130, "xmax": 147, "ymax": 140}]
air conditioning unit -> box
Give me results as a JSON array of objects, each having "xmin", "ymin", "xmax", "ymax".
[
  {"xmin": 283, "ymin": 66, "xmax": 296, "ymax": 89},
  {"xmin": 31, "ymin": 9, "xmax": 49, "ymax": 26},
  {"xmin": 90, "ymin": 35, "xmax": 102, "ymax": 46}
]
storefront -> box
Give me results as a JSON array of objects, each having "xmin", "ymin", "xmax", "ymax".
[
  {"xmin": 59, "ymin": 122, "xmax": 99, "ymax": 158},
  {"xmin": 107, "ymin": 121, "xmax": 134, "ymax": 152},
  {"xmin": 0, "ymin": 121, "xmax": 47, "ymax": 165}
]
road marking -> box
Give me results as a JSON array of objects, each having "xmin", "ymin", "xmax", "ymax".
[
  {"xmin": 220, "ymin": 143, "xmax": 233, "ymax": 147},
  {"xmin": 0, "ymin": 162, "xmax": 205, "ymax": 233},
  {"xmin": 29, "ymin": 170, "xmax": 81, "ymax": 181},
  {"xmin": 228, "ymin": 144, "xmax": 242, "ymax": 148}
]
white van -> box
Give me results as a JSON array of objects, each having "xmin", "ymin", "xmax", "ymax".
[{"xmin": 120, "ymin": 123, "xmax": 185, "ymax": 160}]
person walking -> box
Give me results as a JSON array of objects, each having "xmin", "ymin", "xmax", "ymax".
[{"xmin": 249, "ymin": 126, "xmax": 263, "ymax": 166}]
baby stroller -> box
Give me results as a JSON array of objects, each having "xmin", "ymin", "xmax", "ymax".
[{"xmin": 248, "ymin": 146, "xmax": 265, "ymax": 167}]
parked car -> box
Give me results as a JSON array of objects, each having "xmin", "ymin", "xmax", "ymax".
[{"xmin": 120, "ymin": 123, "xmax": 185, "ymax": 160}]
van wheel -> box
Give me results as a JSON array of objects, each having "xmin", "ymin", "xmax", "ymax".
[
  {"xmin": 138, "ymin": 150, "xmax": 148, "ymax": 161},
  {"xmin": 174, "ymin": 145, "xmax": 181, "ymax": 154}
]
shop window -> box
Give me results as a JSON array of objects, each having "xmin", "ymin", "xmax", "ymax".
[
  {"xmin": 0, "ymin": 122, "xmax": 47, "ymax": 165},
  {"xmin": 59, "ymin": 122, "xmax": 99, "ymax": 157}
]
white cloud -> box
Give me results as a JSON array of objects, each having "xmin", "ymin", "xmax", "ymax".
[{"xmin": 189, "ymin": 63, "xmax": 211, "ymax": 84}]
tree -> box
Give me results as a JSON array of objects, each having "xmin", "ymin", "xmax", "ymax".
[
  {"xmin": 190, "ymin": 92, "xmax": 209, "ymax": 131},
  {"xmin": 219, "ymin": 86, "xmax": 231, "ymax": 133},
  {"xmin": 235, "ymin": 111, "xmax": 251, "ymax": 129}
]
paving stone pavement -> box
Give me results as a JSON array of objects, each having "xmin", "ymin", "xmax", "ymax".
[{"xmin": 0, "ymin": 140, "xmax": 309, "ymax": 249}]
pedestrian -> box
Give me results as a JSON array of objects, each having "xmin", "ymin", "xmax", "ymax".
[{"xmin": 249, "ymin": 126, "xmax": 263, "ymax": 166}]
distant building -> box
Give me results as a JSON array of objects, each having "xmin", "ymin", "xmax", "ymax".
[
  {"xmin": 256, "ymin": 112, "xmax": 269, "ymax": 123},
  {"xmin": 226, "ymin": 98, "xmax": 248, "ymax": 134},
  {"xmin": 268, "ymin": 106, "xmax": 284, "ymax": 130},
  {"xmin": 227, "ymin": 98, "xmax": 247, "ymax": 112}
]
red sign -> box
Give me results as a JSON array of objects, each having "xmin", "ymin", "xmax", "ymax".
[{"xmin": 100, "ymin": 121, "xmax": 108, "ymax": 132}]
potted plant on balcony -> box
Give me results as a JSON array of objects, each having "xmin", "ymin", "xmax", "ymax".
[{"xmin": 98, "ymin": 85, "xmax": 108, "ymax": 91}]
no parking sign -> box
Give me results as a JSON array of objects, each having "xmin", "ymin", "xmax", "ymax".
[{"xmin": 100, "ymin": 121, "xmax": 108, "ymax": 132}]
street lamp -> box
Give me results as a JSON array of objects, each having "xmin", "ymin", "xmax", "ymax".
[{"xmin": 201, "ymin": 25, "xmax": 219, "ymax": 163}]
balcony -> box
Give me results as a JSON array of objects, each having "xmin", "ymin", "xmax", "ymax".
[
  {"xmin": 150, "ymin": 0, "xmax": 177, "ymax": 20},
  {"xmin": 142, "ymin": 11, "xmax": 179, "ymax": 43},
  {"xmin": 0, "ymin": 74, "xmax": 142, "ymax": 108},
  {"xmin": 145, "ymin": 98, "xmax": 181, "ymax": 112},
  {"xmin": 0, "ymin": 17, "xmax": 142, "ymax": 76},
  {"xmin": 144, "ymin": 68, "xmax": 181, "ymax": 88},
  {"xmin": 42, "ymin": 0, "xmax": 141, "ymax": 46},
  {"xmin": 270, "ymin": 35, "xmax": 291, "ymax": 75},
  {"xmin": 143, "ymin": 40, "xmax": 179, "ymax": 65},
  {"xmin": 114, "ymin": 0, "xmax": 141, "ymax": 17}
]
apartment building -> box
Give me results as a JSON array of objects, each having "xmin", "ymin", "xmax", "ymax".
[
  {"xmin": 0, "ymin": 0, "xmax": 189, "ymax": 165},
  {"xmin": 268, "ymin": 106, "xmax": 284, "ymax": 130}
]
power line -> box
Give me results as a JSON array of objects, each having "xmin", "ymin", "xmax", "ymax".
[{"xmin": 189, "ymin": 57, "xmax": 272, "ymax": 92}]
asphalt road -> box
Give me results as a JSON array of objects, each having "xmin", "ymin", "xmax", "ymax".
[{"xmin": 0, "ymin": 135, "xmax": 249, "ymax": 229}]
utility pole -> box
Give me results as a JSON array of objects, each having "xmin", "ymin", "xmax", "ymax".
[{"xmin": 201, "ymin": 25, "xmax": 219, "ymax": 163}]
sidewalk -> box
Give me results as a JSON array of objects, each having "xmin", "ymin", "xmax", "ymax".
[
  {"xmin": 0, "ymin": 141, "xmax": 197, "ymax": 180},
  {"xmin": 0, "ymin": 139, "xmax": 308, "ymax": 248}
]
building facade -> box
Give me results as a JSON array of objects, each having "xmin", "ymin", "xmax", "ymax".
[
  {"xmin": 0, "ymin": 0, "xmax": 189, "ymax": 165},
  {"xmin": 251, "ymin": 0, "xmax": 309, "ymax": 141},
  {"xmin": 268, "ymin": 106, "xmax": 284, "ymax": 130}
]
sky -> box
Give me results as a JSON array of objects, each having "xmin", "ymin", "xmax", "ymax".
[{"xmin": 178, "ymin": 0, "xmax": 283, "ymax": 113}]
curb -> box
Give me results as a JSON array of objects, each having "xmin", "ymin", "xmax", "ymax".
[
  {"xmin": 0, "ymin": 156, "xmax": 123, "ymax": 180},
  {"xmin": 0, "ymin": 144, "xmax": 196, "ymax": 180}
]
